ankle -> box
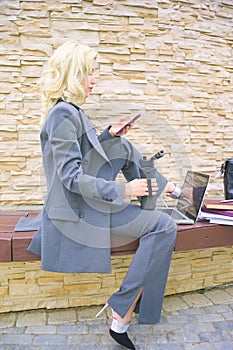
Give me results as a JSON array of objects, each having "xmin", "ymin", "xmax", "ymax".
[
  {"xmin": 111, "ymin": 318, "xmax": 129, "ymax": 333},
  {"xmin": 112, "ymin": 310, "xmax": 131, "ymax": 324}
]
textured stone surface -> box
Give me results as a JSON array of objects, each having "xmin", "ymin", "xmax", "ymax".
[
  {"xmin": 0, "ymin": 0, "xmax": 233, "ymax": 206},
  {"xmin": 0, "ymin": 246, "xmax": 233, "ymax": 313}
]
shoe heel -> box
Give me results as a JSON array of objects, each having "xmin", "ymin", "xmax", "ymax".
[{"xmin": 96, "ymin": 302, "xmax": 108, "ymax": 317}]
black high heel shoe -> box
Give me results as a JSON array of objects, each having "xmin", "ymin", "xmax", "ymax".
[
  {"xmin": 109, "ymin": 328, "xmax": 135, "ymax": 349},
  {"xmin": 96, "ymin": 303, "xmax": 136, "ymax": 349}
]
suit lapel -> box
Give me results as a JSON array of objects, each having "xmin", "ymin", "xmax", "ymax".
[
  {"xmin": 68, "ymin": 102, "xmax": 110, "ymax": 163},
  {"xmin": 82, "ymin": 114, "xmax": 110, "ymax": 163}
]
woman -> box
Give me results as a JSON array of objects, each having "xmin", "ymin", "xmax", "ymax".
[{"xmin": 28, "ymin": 40, "xmax": 179, "ymax": 349}]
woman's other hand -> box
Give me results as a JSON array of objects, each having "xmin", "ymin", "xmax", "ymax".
[
  {"xmin": 124, "ymin": 178, "xmax": 158, "ymax": 197},
  {"xmin": 164, "ymin": 181, "xmax": 176, "ymax": 194}
]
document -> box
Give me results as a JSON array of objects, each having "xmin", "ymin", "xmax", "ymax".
[{"xmin": 199, "ymin": 210, "xmax": 233, "ymax": 226}]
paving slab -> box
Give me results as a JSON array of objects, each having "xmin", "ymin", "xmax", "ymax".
[
  {"xmin": 163, "ymin": 296, "xmax": 189, "ymax": 312},
  {"xmin": 180, "ymin": 293, "xmax": 213, "ymax": 308},
  {"xmin": 203, "ymin": 288, "xmax": 233, "ymax": 304},
  {"xmin": 16, "ymin": 310, "xmax": 47, "ymax": 327}
]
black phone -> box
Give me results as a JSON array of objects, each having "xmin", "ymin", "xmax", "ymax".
[{"xmin": 116, "ymin": 113, "xmax": 141, "ymax": 135}]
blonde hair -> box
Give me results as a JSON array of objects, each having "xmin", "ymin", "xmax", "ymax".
[{"xmin": 39, "ymin": 40, "xmax": 97, "ymax": 122}]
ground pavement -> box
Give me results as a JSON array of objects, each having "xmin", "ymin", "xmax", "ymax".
[{"xmin": 0, "ymin": 284, "xmax": 232, "ymax": 350}]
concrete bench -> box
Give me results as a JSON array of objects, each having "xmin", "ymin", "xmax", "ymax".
[{"xmin": 1, "ymin": 210, "xmax": 233, "ymax": 263}]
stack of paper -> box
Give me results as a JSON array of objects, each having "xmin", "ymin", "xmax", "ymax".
[{"xmin": 199, "ymin": 199, "xmax": 233, "ymax": 225}]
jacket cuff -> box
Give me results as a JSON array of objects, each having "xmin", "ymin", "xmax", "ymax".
[{"xmin": 98, "ymin": 127, "xmax": 120, "ymax": 143}]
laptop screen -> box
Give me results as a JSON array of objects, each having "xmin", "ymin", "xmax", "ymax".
[{"xmin": 177, "ymin": 171, "xmax": 210, "ymax": 221}]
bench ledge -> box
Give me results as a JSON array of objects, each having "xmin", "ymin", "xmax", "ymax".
[{"xmin": 0, "ymin": 211, "xmax": 233, "ymax": 262}]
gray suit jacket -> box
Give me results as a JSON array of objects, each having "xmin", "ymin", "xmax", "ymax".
[{"xmin": 28, "ymin": 101, "xmax": 131, "ymax": 273}]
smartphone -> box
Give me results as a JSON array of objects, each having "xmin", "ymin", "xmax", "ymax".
[{"xmin": 116, "ymin": 113, "xmax": 141, "ymax": 135}]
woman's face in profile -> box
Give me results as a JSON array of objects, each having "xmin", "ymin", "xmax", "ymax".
[{"xmin": 81, "ymin": 60, "xmax": 97, "ymax": 99}]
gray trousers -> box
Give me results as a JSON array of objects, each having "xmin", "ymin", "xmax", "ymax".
[
  {"xmin": 109, "ymin": 207, "xmax": 176, "ymax": 324},
  {"xmin": 101, "ymin": 137, "xmax": 177, "ymax": 324}
]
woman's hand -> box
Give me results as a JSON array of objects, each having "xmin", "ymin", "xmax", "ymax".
[
  {"xmin": 164, "ymin": 181, "xmax": 176, "ymax": 194},
  {"xmin": 124, "ymin": 178, "xmax": 158, "ymax": 197},
  {"xmin": 109, "ymin": 117, "xmax": 133, "ymax": 137}
]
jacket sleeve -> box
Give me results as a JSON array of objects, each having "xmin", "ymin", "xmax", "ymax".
[
  {"xmin": 43, "ymin": 105, "xmax": 125, "ymax": 206},
  {"xmin": 98, "ymin": 126, "xmax": 168, "ymax": 198}
]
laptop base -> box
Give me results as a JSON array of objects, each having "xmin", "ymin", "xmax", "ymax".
[{"xmin": 158, "ymin": 207, "xmax": 194, "ymax": 225}]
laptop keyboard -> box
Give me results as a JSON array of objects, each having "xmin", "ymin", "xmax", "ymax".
[{"xmin": 160, "ymin": 208, "xmax": 186, "ymax": 220}]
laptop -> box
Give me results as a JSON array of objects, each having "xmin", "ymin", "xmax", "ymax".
[{"xmin": 158, "ymin": 171, "xmax": 210, "ymax": 224}]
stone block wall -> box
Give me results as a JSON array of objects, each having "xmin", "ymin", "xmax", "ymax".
[
  {"xmin": 0, "ymin": 246, "xmax": 232, "ymax": 313},
  {"xmin": 0, "ymin": 0, "xmax": 233, "ymax": 206}
]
